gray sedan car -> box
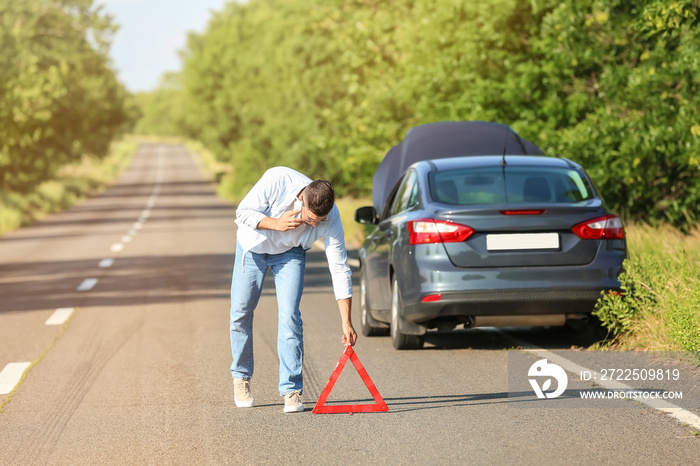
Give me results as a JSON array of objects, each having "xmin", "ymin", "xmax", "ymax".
[{"xmin": 355, "ymin": 155, "xmax": 626, "ymax": 349}]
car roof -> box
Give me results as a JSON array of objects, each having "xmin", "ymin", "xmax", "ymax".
[{"xmin": 416, "ymin": 155, "xmax": 577, "ymax": 171}]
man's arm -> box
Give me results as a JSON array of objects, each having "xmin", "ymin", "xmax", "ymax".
[
  {"xmin": 322, "ymin": 207, "xmax": 356, "ymax": 346},
  {"xmin": 236, "ymin": 170, "xmax": 274, "ymax": 229},
  {"xmin": 338, "ymin": 297, "xmax": 357, "ymax": 346},
  {"xmin": 256, "ymin": 210, "xmax": 303, "ymax": 231}
]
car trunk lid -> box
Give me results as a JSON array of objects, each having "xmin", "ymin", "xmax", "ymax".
[{"xmin": 432, "ymin": 205, "xmax": 604, "ymax": 268}]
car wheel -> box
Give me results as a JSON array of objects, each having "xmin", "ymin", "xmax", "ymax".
[
  {"xmin": 390, "ymin": 277, "xmax": 425, "ymax": 350},
  {"xmin": 360, "ymin": 266, "xmax": 389, "ymax": 337}
]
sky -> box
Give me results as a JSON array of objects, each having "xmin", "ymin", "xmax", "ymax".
[{"xmin": 99, "ymin": 0, "xmax": 230, "ymax": 93}]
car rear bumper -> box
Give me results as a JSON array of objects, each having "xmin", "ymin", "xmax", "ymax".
[
  {"xmin": 396, "ymin": 243, "xmax": 624, "ymax": 325},
  {"xmin": 401, "ymin": 287, "xmax": 609, "ymax": 324}
]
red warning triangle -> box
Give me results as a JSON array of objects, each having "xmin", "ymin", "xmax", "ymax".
[{"xmin": 312, "ymin": 345, "xmax": 389, "ymax": 414}]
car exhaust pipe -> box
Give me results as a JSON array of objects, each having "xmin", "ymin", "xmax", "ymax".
[
  {"xmin": 565, "ymin": 313, "xmax": 591, "ymax": 330},
  {"xmin": 472, "ymin": 315, "xmax": 567, "ymax": 328}
]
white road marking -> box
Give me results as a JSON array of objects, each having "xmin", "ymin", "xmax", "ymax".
[
  {"xmin": 128, "ymin": 228, "xmax": 137, "ymax": 235},
  {"xmin": 499, "ymin": 330, "xmax": 700, "ymax": 431},
  {"xmin": 111, "ymin": 243, "xmax": 124, "ymax": 252},
  {"xmin": 76, "ymin": 278, "xmax": 98, "ymax": 291},
  {"xmin": 132, "ymin": 222, "xmax": 143, "ymax": 230},
  {"xmin": 141, "ymin": 210, "xmax": 151, "ymax": 217},
  {"xmin": 45, "ymin": 307, "xmax": 75, "ymax": 326},
  {"xmin": 0, "ymin": 362, "xmax": 31, "ymax": 395},
  {"xmin": 99, "ymin": 258, "xmax": 114, "ymax": 268},
  {"xmin": 121, "ymin": 235, "xmax": 132, "ymax": 243}
]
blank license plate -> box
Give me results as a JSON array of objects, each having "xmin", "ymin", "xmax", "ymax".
[{"xmin": 486, "ymin": 233, "xmax": 560, "ymax": 251}]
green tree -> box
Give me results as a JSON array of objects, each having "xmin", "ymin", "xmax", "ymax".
[
  {"xmin": 0, "ymin": 0, "xmax": 132, "ymax": 193},
  {"xmin": 498, "ymin": 0, "xmax": 700, "ymax": 228},
  {"xmin": 175, "ymin": 0, "xmax": 700, "ymax": 229}
]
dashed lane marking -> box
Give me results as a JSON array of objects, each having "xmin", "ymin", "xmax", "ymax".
[
  {"xmin": 0, "ymin": 363, "xmax": 31, "ymax": 395},
  {"xmin": 2, "ymin": 146, "xmax": 167, "ymax": 405},
  {"xmin": 99, "ymin": 258, "xmax": 114, "ymax": 268},
  {"xmin": 45, "ymin": 308, "xmax": 75, "ymax": 326},
  {"xmin": 76, "ymin": 278, "xmax": 98, "ymax": 291}
]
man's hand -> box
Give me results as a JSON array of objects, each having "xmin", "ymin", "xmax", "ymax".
[
  {"xmin": 342, "ymin": 321, "xmax": 357, "ymax": 347},
  {"xmin": 257, "ymin": 209, "xmax": 303, "ymax": 231},
  {"xmin": 338, "ymin": 298, "xmax": 357, "ymax": 346}
]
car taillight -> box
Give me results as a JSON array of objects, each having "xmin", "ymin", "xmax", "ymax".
[
  {"xmin": 421, "ymin": 294, "xmax": 442, "ymax": 303},
  {"xmin": 407, "ymin": 219, "xmax": 474, "ymax": 245},
  {"xmin": 572, "ymin": 215, "xmax": 625, "ymax": 240}
]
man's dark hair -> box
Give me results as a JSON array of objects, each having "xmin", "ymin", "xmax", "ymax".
[{"xmin": 304, "ymin": 180, "xmax": 335, "ymax": 216}]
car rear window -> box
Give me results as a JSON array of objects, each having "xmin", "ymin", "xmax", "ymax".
[{"xmin": 428, "ymin": 166, "xmax": 596, "ymax": 205}]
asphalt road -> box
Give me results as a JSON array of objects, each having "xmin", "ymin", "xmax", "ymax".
[{"xmin": 0, "ymin": 144, "xmax": 698, "ymax": 465}]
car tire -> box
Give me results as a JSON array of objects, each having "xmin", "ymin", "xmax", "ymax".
[
  {"xmin": 390, "ymin": 277, "xmax": 425, "ymax": 350},
  {"xmin": 360, "ymin": 266, "xmax": 389, "ymax": 337}
]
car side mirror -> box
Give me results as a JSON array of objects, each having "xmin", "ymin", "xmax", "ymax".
[{"xmin": 354, "ymin": 206, "xmax": 378, "ymax": 225}]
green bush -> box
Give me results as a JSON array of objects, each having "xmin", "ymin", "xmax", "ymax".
[{"xmin": 593, "ymin": 259, "xmax": 656, "ymax": 338}]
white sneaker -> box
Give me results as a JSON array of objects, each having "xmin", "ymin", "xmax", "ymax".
[
  {"xmin": 283, "ymin": 391, "xmax": 304, "ymax": 413},
  {"xmin": 233, "ymin": 379, "xmax": 254, "ymax": 408}
]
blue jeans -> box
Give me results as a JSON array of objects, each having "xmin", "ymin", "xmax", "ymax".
[{"xmin": 230, "ymin": 242, "xmax": 305, "ymax": 395}]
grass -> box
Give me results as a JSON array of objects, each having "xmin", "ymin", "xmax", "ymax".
[
  {"xmin": 0, "ymin": 139, "xmax": 138, "ymax": 236},
  {"xmin": 335, "ymin": 197, "xmax": 375, "ymax": 249},
  {"xmin": 183, "ymin": 139, "xmax": 236, "ymax": 201},
  {"xmin": 593, "ymin": 223, "xmax": 700, "ymax": 357}
]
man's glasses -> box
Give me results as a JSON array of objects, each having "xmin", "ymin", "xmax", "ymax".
[{"xmin": 301, "ymin": 203, "xmax": 328, "ymax": 226}]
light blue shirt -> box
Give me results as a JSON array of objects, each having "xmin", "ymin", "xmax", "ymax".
[{"xmin": 235, "ymin": 167, "xmax": 353, "ymax": 300}]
